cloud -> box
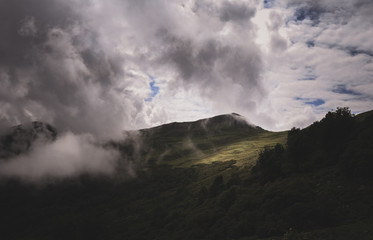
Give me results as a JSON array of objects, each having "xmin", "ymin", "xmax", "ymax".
[
  {"xmin": 255, "ymin": 0, "xmax": 373, "ymax": 129},
  {"xmin": 0, "ymin": 132, "xmax": 120, "ymax": 182},
  {"xmin": 0, "ymin": 0, "xmax": 150, "ymax": 137},
  {"xmin": 219, "ymin": 1, "xmax": 256, "ymax": 23},
  {"xmin": 0, "ymin": 0, "xmax": 266, "ymax": 135},
  {"xmin": 18, "ymin": 17, "xmax": 38, "ymax": 37},
  {"xmin": 0, "ymin": 0, "xmax": 372, "ymax": 135}
]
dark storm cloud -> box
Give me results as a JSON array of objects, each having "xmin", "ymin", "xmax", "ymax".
[
  {"xmin": 0, "ymin": 0, "xmax": 143, "ymax": 180},
  {"xmin": 0, "ymin": 0, "xmax": 131, "ymax": 137},
  {"xmin": 0, "ymin": 0, "xmax": 78, "ymax": 68}
]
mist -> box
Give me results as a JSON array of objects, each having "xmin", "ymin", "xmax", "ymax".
[{"xmin": 0, "ymin": 132, "xmax": 120, "ymax": 182}]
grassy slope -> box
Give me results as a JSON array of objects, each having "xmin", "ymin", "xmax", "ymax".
[
  {"xmin": 153, "ymin": 131, "xmax": 287, "ymax": 168},
  {"xmin": 133, "ymin": 114, "xmax": 287, "ymax": 168},
  {"xmin": 191, "ymin": 131, "xmax": 287, "ymax": 167}
]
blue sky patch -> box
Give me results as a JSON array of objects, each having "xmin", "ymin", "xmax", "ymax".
[
  {"xmin": 332, "ymin": 84, "xmax": 361, "ymax": 96},
  {"xmin": 346, "ymin": 48, "xmax": 373, "ymax": 57},
  {"xmin": 294, "ymin": 7, "xmax": 319, "ymax": 22},
  {"xmin": 306, "ymin": 41, "xmax": 315, "ymax": 48},
  {"xmin": 264, "ymin": 0, "xmax": 274, "ymax": 8},
  {"xmin": 296, "ymin": 97, "xmax": 325, "ymax": 106},
  {"xmin": 323, "ymin": 44, "xmax": 373, "ymax": 57},
  {"xmin": 145, "ymin": 75, "xmax": 160, "ymax": 102},
  {"xmin": 306, "ymin": 99, "xmax": 325, "ymax": 106}
]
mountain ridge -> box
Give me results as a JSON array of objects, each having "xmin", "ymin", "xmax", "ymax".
[
  {"xmin": 113, "ymin": 113, "xmax": 282, "ymax": 167},
  {"xmin": 136, "ymin": 113, "xmax": 261, "ymax": 135}
]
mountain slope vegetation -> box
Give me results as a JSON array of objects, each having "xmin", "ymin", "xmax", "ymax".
[
  {"xmin": 1, "ymin": 108, "xmax": 373, "ymax": 239},
  {"xmin": 110, "ymin": 113, "xmax": 287, "ymax": 168}
]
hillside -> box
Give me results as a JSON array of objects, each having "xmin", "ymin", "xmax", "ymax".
[
  {"xmin": 0, "ymin": 121, "xmax": 57, "ymax": 160},
  {"xmin": 1, "ymin": 108, "xmax": 373, "ymax": 239},
  {"xmin": 111, "ymin": 113, "xmax": 287, "ymax": 168}
]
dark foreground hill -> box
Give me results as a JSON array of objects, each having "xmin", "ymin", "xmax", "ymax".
[{"xmin": 1, "ymin": 108, "xmax": 373, "ymax": 239}]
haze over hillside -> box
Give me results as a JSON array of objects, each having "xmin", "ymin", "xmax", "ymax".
[{"xmin": 0, "ymin": 113, "xmax": 286, "ymax": 181}]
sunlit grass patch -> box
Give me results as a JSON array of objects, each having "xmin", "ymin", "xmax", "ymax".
[{"xmin": 160, "ymin": 131, "xmax": 287, "ymax": 168}]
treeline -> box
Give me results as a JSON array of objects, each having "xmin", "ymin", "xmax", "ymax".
[{"xmin": 254, "ymin": 107, "xmax": 373, "ymax": 182}]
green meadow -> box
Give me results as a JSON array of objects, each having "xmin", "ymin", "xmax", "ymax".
[{"xmin": 158, "ymin": 131, "xmax": 287, "ymax": 168}]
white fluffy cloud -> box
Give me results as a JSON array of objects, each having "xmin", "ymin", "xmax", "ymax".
[{"xmin": 255, "ymin": 0, "xmax": 373, "ymax": 129}]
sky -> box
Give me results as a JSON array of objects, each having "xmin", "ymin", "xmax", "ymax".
[{"xmin": 1, "ymin": 0, "xmax": 373, "ymax": 137}]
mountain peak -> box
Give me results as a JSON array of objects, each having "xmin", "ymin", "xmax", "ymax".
[
  {"xmin": 200, "ymin": 113, "xmax": 254, "ymax": 129},
  {"xmin": 138, "ymin": 113, "xmax": 262, "ymax": 142}
]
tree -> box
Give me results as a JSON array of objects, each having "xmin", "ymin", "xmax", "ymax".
[
  {"xmin": 254, "ymin": 144, "xmax": 285, "ymax": 182},
  {"xmin": 209, "ymin": 175, "xmax": 225, "ymax": 197}
]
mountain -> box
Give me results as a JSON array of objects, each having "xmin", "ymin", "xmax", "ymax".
[
  {"xmin": 1, "ymin": 108, "xmax": 373, "ymax": 240},
  {"xmin": 141, "ymin": 113, "xmax": 261, "ymax": 137},
  {"xmin": 110, "ymin": 113, "xmax": 286, "ymax": 167},
  {"xmin": 0, "ymin": 121, "xmax": 57, "ymax": 160}
]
